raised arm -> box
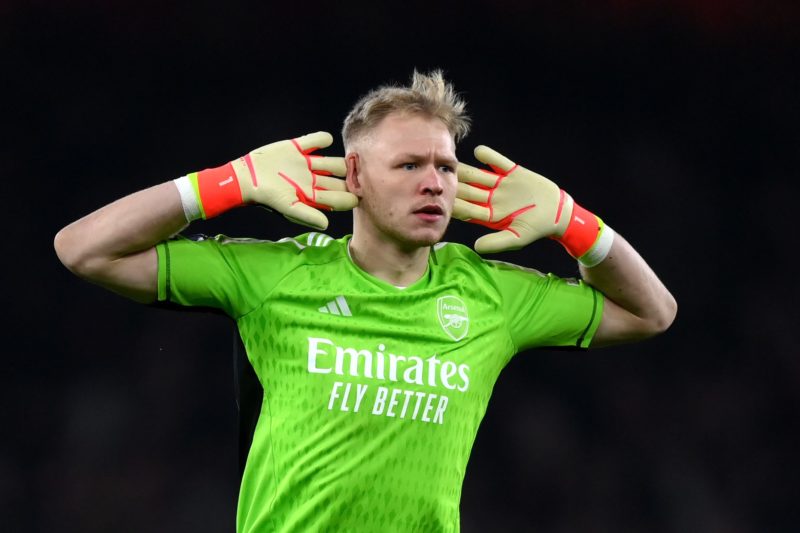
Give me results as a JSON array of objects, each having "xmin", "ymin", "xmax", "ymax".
[
  {"xmin": 453, "ymin": 145, "xmax": 676, "ymax": 347},
  {"xmin": 54, "ymin": 131, "xmax": 357, "ymax": 304},
  {"xmin": 54, "ymin": 182, "xmax": 186, "ymax": 303},
  {"xmin": 578, "ymin": 234, "xmax": 676, "ymax": 346}
]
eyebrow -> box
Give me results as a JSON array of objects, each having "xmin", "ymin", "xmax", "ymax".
[{"xmin": 394, "ymin": 153, "xmax": 459, "ymax": 166}]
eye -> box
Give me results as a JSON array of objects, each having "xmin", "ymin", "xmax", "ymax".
[
  {"xmin": 402, "ymin": 163, "xmax": 418, "ymax": 171},
  {"xmin": 439, "ymin": 165, "xmax": 455, "ymax": 173}
]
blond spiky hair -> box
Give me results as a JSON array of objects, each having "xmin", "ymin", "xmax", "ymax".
[{"xmin": 342, "ymin": 69, "xmax": 471, "ymax": 151}]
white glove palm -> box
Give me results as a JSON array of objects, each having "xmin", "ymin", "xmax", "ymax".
[
  {"xmin": 185, "ymin": 131, "xmax": 357, "ymax": 230},
  {"xmin": 453, "ymin": 145, "xmax": 574, "ymax": 254},
  {"xmin": 230, "ymin": 131, "xmax": 357, "ymax": 229}
]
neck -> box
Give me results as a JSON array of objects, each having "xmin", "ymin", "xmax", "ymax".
[{"xmin": 348, "ymin": 230, "xmax": 431, "ymax": 287}]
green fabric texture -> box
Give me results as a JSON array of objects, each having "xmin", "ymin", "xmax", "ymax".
[{"xmin": 156, "ymin": 233, "xmax": 603, "ymax": 532}]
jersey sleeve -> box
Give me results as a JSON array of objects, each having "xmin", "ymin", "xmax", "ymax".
[
  {"xmin": 487, "ymin": 260, "xmax": 604, "ymax": 351},
  {"xmin": 155, "ymin": 234, "xmax": 304, "ymax": 319}
]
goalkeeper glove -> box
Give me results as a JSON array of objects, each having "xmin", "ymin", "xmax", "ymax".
[
  {"xmin": 173, "ymin": 131, "xmax": 358, "ymax": 230},
  {"xmin": 453, "ymin": 145, "xmax": 614, "ymax": 267}
]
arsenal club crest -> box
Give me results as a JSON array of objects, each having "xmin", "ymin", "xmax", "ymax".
[{"xmin": 437, "ymin": 295, "xmax": 469, "ymax": 342}]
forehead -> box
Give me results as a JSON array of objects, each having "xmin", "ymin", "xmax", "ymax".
[{"xmin": 368, "ymin": 112, "xmax": 456, "ymax": 155}]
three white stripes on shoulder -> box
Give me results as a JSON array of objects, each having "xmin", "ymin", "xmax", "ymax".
[{"xmin": 307, "ymin": 232, "xmax": 333, "ymax": 247}]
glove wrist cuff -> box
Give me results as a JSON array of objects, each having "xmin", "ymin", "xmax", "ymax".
[
  {"xmin": 192, "ymin": 162, "xmax": 245, "ymax": 219},
  {"xmin": 554, "ymin": 199, "xmax": 614, "ymax": 266}
]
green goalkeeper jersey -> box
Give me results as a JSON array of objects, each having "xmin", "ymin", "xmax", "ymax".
[{"xmin": 156, "ymin": 232, "xmax": 603, "ymax": 533}]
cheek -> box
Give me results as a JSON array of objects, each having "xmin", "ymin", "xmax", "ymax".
[
  {"xmin": 367, "ymin": 175, "xmax": 402, "ymax": 199},
  {"xmin": 361, "ymin": 179, "xmax": 395, "ymax": 214},
  {"xmin": 443, "ymin": 177, "xmax": 458, "ymax": 200}
]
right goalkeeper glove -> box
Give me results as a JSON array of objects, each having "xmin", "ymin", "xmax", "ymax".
[
  {"xmin": 174, "ymin": 131, "xmax": 358, "ymax": 230},
  {"xmin": 453, "ymin": 145, "xmax": 614, "ymax": 266}
]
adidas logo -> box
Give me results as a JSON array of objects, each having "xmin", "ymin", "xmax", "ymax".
[{"xmin": 318, "ymin": 295, "xmax": 352, "ymax": 316}]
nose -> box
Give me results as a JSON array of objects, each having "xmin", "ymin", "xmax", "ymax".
[{"xmin": 420, "ymin": 165, "xmax": 445, "ymax": 195}]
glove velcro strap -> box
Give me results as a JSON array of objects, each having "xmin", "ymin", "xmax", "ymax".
[
  {"xmin": 556, "ymin": 202, "xmax": 600, "ymax": 256},
  {"xmin": 193, "ymin": 162, "xmax": 245, "ymax": 219},
  {"xmin": 555, "ymin": 201, "xmax": 613, "ymax": 266}
]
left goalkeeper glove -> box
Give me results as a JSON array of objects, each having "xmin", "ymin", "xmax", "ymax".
[
  {"xmin": 452, "ymin": 145, "xmax": 614, "ymax": 266},
  {"xmin": 174, "ymin": 132, "xmax": 356, "ymax": 230}
]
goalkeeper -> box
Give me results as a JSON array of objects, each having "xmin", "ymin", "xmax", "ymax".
[{"xmin": 54, "ymin": 70, "xmax": 676, "ymax": 532}]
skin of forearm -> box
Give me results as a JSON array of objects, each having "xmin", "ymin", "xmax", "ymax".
[
  {"xmin": 54, "ymin": 182, "xmax": 187, "ymax": 296},
  {"xmin": 580, "ymin": 234, "xmax": 677, "ymax": 338}
]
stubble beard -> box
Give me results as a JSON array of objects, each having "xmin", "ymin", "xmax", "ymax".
[{"xmin": 358, "ymin": 199, "xmax": 449, "ymax": 252}]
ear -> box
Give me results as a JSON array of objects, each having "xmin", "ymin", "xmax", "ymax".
[{"xmin": 346, "ymin": 153, "xmax": 364, "ymax": 197}]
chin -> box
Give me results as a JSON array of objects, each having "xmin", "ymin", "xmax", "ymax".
[{"xmin": 400, "ymin": 229, "xmax": 445, "ymax": 249}]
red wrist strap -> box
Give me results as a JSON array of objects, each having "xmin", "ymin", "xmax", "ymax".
[
  {"xmin": 195, "ymin": 162, "xmax": 244, "ymax": 219},
  {"xmin": 555, "ymin": 201, "xmax": 601, "ymax": 259}
]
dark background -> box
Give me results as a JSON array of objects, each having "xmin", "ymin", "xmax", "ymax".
[{"xmin": 4, "ymin": 1, "xmax": 799, "ymax": 531}]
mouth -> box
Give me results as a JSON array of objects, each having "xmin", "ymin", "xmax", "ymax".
[{"xmin": 413, "ymin": 204, "xmax": 445, "ymax": 221}]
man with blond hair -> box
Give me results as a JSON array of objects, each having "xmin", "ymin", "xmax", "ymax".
[{"xmin": 55, "ymin": 70, "xmax": 676, "ymax": 532}]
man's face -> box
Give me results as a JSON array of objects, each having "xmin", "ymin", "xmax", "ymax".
[{"xmin": 347, "ymin": 113, "xmax": 458, "ymax": 250}]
